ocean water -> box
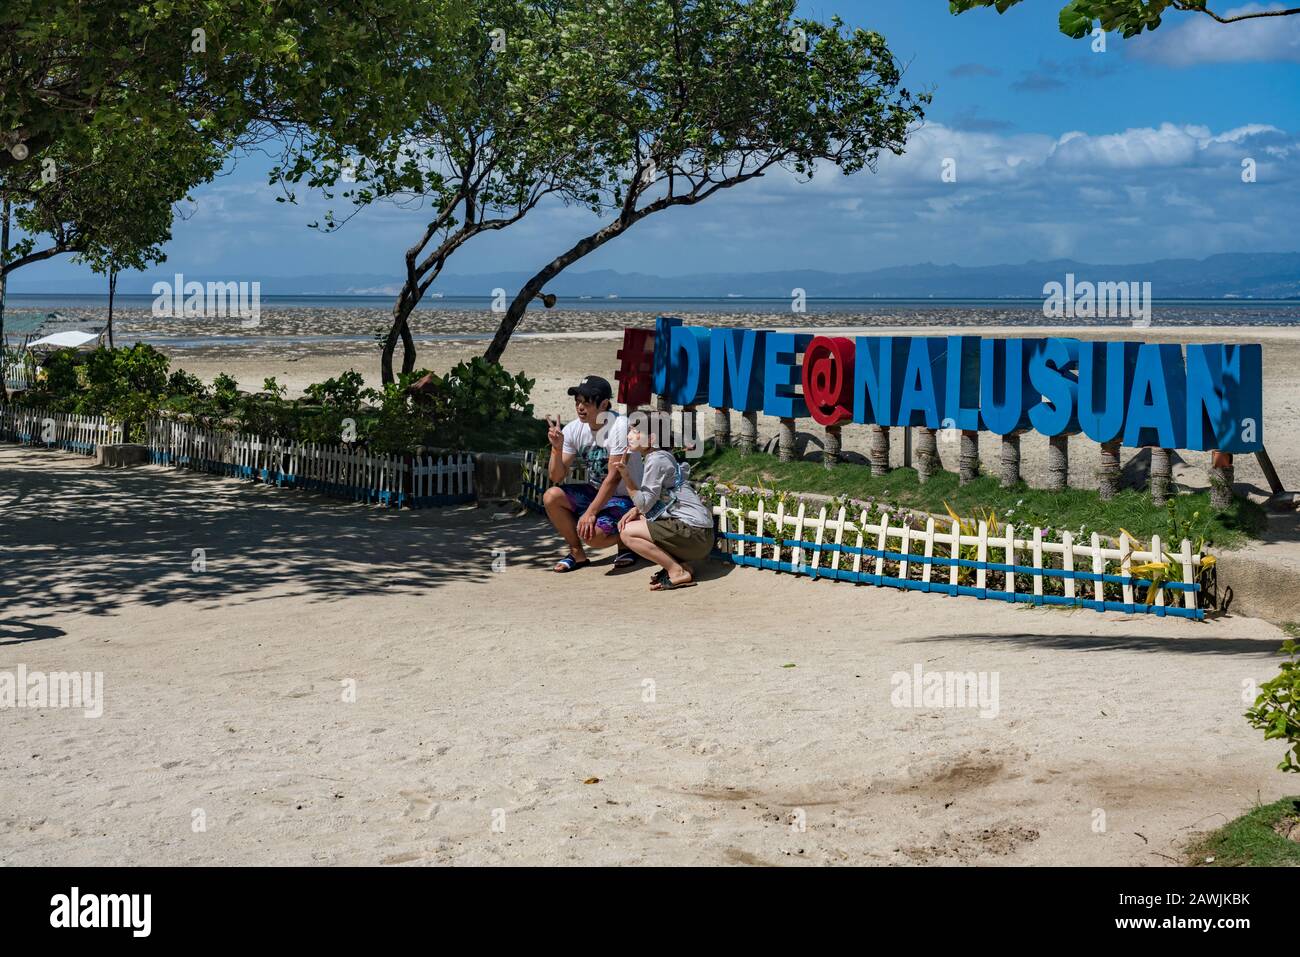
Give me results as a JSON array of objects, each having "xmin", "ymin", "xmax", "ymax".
[{"xmin": 4, "ymin": 294, "xmax": 1299, "ymax": 350}]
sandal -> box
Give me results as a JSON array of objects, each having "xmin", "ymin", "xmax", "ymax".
[
  {"xmin": 554, "ymin": 554, "xmax": 591, "ymax": 573},
  {"xmin": 651, "ymin": 572, "xmax": 696, "ymax": 591},
  {"xmin": 649, "ymin": 569, "xmax": 669, "ymax": 587},
  {"xmin": 613, "ymin": 550, "xmax": 639, "ymax": 569}
]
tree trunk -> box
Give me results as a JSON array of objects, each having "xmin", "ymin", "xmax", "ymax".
[
  {"xmin": 107, "ymin": 267, "xmax": 117, "ymax": 349},
  {"xmin": 484, "ymin": 216, "xmax": 634, "ymax": 365},
  {"xmin": 915, "ymin": 427, "xmax": 938, "ymax": 482},
  {"xmin": 1208, "ymin": 451, "xmax": 1234, "ymax": 512},
  {"xmin": 0, "ymin": 192, "xmax": 8, "ymax": 403},
  {"xmin": 1098, "ymin": 439, "xmax": 1121, "ymax": 500},
  {"xmin": 737, "ymin": 410, "xmax": 757, "ymax": 455},
  {"xmin": 869, "ymin": 425, "xmax": 890, "ymax": 476},
  {"xmin": 823, "ymin": 424, "xmax": 841, "ymax": 469},
  {"xmin": 713, "ymin": 407, "xmax": 731, "ymax": 450},
  {"xmin": 778, "ymin": 417, "xmax": 796, "ymax": 462},
  {"xmin": 1150, "ymin": 447, "xmax": 1171, "ymax": 505},
  {"xmin": 1046, "ymin": 434, "xmax": 1069, "ymax": 491},
  {"xmin": 959, "ymin": 431, "xmax": 979, "ymax": 485},
  {"xmin": 999, "ymin": 432, "xmax": 1021, "ymax": 488},
  {"xmin": 382, "ymin": 289, "xmax": 419, "ymax": 386}
]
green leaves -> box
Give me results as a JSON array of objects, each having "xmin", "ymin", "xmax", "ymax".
[
  {"xmin": 1245, "ymin": 639, "xmax": 1300, "ymax": 774},
  {"xmin": 949, "ymin": 0, "xmax": 1296, "ymax": 39}
]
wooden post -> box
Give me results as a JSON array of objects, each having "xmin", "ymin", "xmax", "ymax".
[
  {"xmin": 1209, "ymin": 450, "xmax": 1234, "ymax": 511},
  {"xmin": 1098, "ymin": 439, "xmax": 1121, "ymax": 501},
  {"xmin": 778, "ymin": 417, "xmax": 797, "ymax": 462},
  {"xmin": 999, "ymin": 432, "xmax": 1022, "ymax": 488},
  {"xmin": 1046, "ymin": 434, "xmax": 1069, "ymax": 491},
  {"xmin": 713, "ymin": 407, "xmax": 731, "ymax": 450},
  {"xmin": 1150, "ymin": 447, "xmax": 1171, "ymax": 505},
  {"xmin": 869, "ymin": 425, "xmax": 891, "ymax": 476},
  {"xmin": 916, "ymin": 427, "xmax": 939, "ymax": 482},
  {"xmin": 824, "ymin": 423, "xmax": 841, "ymax": 469},
  {"xmin": 738, "ymin": 410, "xmax": 758, "ymax": 456},
  {"xmin": 959, "ymin": 430, "xmax": 979, "ymax": 485},
  {"xmin": 680, "ymin": 404, "xmax": 697, "ymax": 456}
]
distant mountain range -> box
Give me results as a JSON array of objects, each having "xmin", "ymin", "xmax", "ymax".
[{"xmin": 10, "ymin": 252, "xmax": 1299, "ymax": 300}]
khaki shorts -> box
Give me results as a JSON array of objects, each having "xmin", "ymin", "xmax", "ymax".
[{"xmin": 647, "ymin": 517, "xmax": 715, "ymax": 561}]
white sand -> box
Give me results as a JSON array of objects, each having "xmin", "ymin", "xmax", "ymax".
[{"xmin": 0, "ymin": 445, "xmax": 1293, "ymax": 866}]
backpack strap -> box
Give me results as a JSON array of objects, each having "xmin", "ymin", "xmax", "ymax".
[{"xmin": 645, "ymin": 459, "xmax": 687, "ymax": 521}]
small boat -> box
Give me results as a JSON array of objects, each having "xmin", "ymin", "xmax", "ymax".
[{"xmin": 605, "ymin": 294, "xmax": 619, "ymax": 299}]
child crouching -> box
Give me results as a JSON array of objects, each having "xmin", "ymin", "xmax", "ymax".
[{"xmin": 614, "ymin": 421, "xmax": 715, "ymax": 591}]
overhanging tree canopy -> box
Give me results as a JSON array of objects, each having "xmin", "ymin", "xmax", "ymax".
[
  {"xmin": 482, "ymin": 0, "xmax": 929, "ymax": 364},
  {"xmin": 949, "ymin": 0, "xmax": 1300, "ymax": 38}
]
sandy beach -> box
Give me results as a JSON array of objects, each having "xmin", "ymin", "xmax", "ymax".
[
  {"xmin": 3, "ymin": 312, "xmax": 1299, "ymax": 867},
  {"xmin": 0, "ymin": 443, "xmax": 1292, "ymax": 866}
]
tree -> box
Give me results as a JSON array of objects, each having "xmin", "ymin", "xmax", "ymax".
[
  {"xmin": 949, "ymin": 1, "xmax": 1300, "ymax": 38},
  {"xmin": 282, "ymin": 0, "xmax": 606, "ymax": 384},
  {"xmin": 482, "ymin": 0, "xmax": 928, "ymax": 364},
  {"xmin": 0, "ymin": 120, "xmax": 220, "ymax": 385},
  {"xmin": 1, "ymin": 1, "xmax": 469, "ymax": 173}
]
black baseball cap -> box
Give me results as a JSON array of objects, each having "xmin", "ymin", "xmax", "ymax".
[{"xmin": 567, "ymin": 375, "xmax": 613, "ymax": 403}]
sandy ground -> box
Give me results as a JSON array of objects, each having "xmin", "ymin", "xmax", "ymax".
[
  {"xmin": 0, "ymin": 444, "xmax": 1294, "ymax": 866},
  {"xmin": 165, "ymin": 323, "xmax": 1300, "ymax": 497}
]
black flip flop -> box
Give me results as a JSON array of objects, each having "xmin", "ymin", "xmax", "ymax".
[
  {"xmin": 613, "ymin": 550, "xmax": 639, "ymax": 569},
  {"xmin": 554, "ymin": 554, "xmax": 591, "ymax": 573}
]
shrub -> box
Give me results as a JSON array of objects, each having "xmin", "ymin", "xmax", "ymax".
[{"xmin": 1245, "ymin": 639, "xmax": 1300, "ymax": 774}]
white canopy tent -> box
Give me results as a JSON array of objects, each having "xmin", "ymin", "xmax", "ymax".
[{"xmin": 26, "ymin": 330, "xmax": 101, "ymax": 349}]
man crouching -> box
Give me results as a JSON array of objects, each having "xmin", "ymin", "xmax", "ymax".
[{"xmin": 543, "ymin": 375, "xmax": 644, "ymax": 572}]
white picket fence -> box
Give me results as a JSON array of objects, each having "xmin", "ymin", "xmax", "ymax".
[
  {"xmin": 3, "ymin": 362, "xmax": 33, "ymax": 393},
  {"xmin": 520, "ymin": 449, "xmax": 590, "ymax": 512},
  {"xmin": 144, "ymin": 417, "xmax": 475, "ymax": 507},
  {"xmin": 0, "ymin": 406, "xmax": 476, "ymax": 509},
  {"xmin": 712, "ymin": 495, "xmax": 1206, "ymax": 619},
  {"xmin": 0, "ymin": 406, "xmax": 122, "ymax": 454}
]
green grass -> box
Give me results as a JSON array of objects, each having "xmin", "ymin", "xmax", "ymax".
[
  {"xmin": 1186, "ymin": 796, "xmax": 1300, "ymax": 866},
  {"xmin": 693, "ymin": 445, "xmax": 1267, "ymax": 549},
  {"xmin": 1283, "ymin": 622, "xmax": 1300, "ymax": 640}
]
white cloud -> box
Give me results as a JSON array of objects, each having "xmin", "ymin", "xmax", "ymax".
[{"xmin": 1130, "ymin": 3, "xmax": 1300, "ymax": 65}]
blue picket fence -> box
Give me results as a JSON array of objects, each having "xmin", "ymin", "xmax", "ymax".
[
  {"xmin": 711, "ymin": 495, "xmax": 1205, "ymax": 619},
  {"xmin": 0, "ymin": 406, "xmax": 123, "ymax": 455},
  {"xmin": 146, "ymin": 418, "xmax": 474, "ymax": 508}
]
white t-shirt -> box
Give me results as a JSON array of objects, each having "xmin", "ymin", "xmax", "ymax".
[{"xmin": 562, "ymin": 411, "xmax": 644, "ymax": 497}]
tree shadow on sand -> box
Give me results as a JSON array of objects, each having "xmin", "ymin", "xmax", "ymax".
[
  {"xmin": 0, "ymin": 452, "xmax": 561, "ymax": 618},
  {"xmin": 0, "ymin": 618, "xmax": 67, "ymax": 646},
  {"xmin": 909, "ymin": 630, "xmax": 1285, "ymax": 658}
]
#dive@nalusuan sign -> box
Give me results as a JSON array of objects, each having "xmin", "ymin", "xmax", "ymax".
[{"xmin": 637, "ymin": 316, "xmax": 1261, "ymax": 453}]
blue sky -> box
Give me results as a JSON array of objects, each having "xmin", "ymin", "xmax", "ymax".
[{"xmin": 13, "ymin": 1, "xmax": 1300, "ymax": 289}]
